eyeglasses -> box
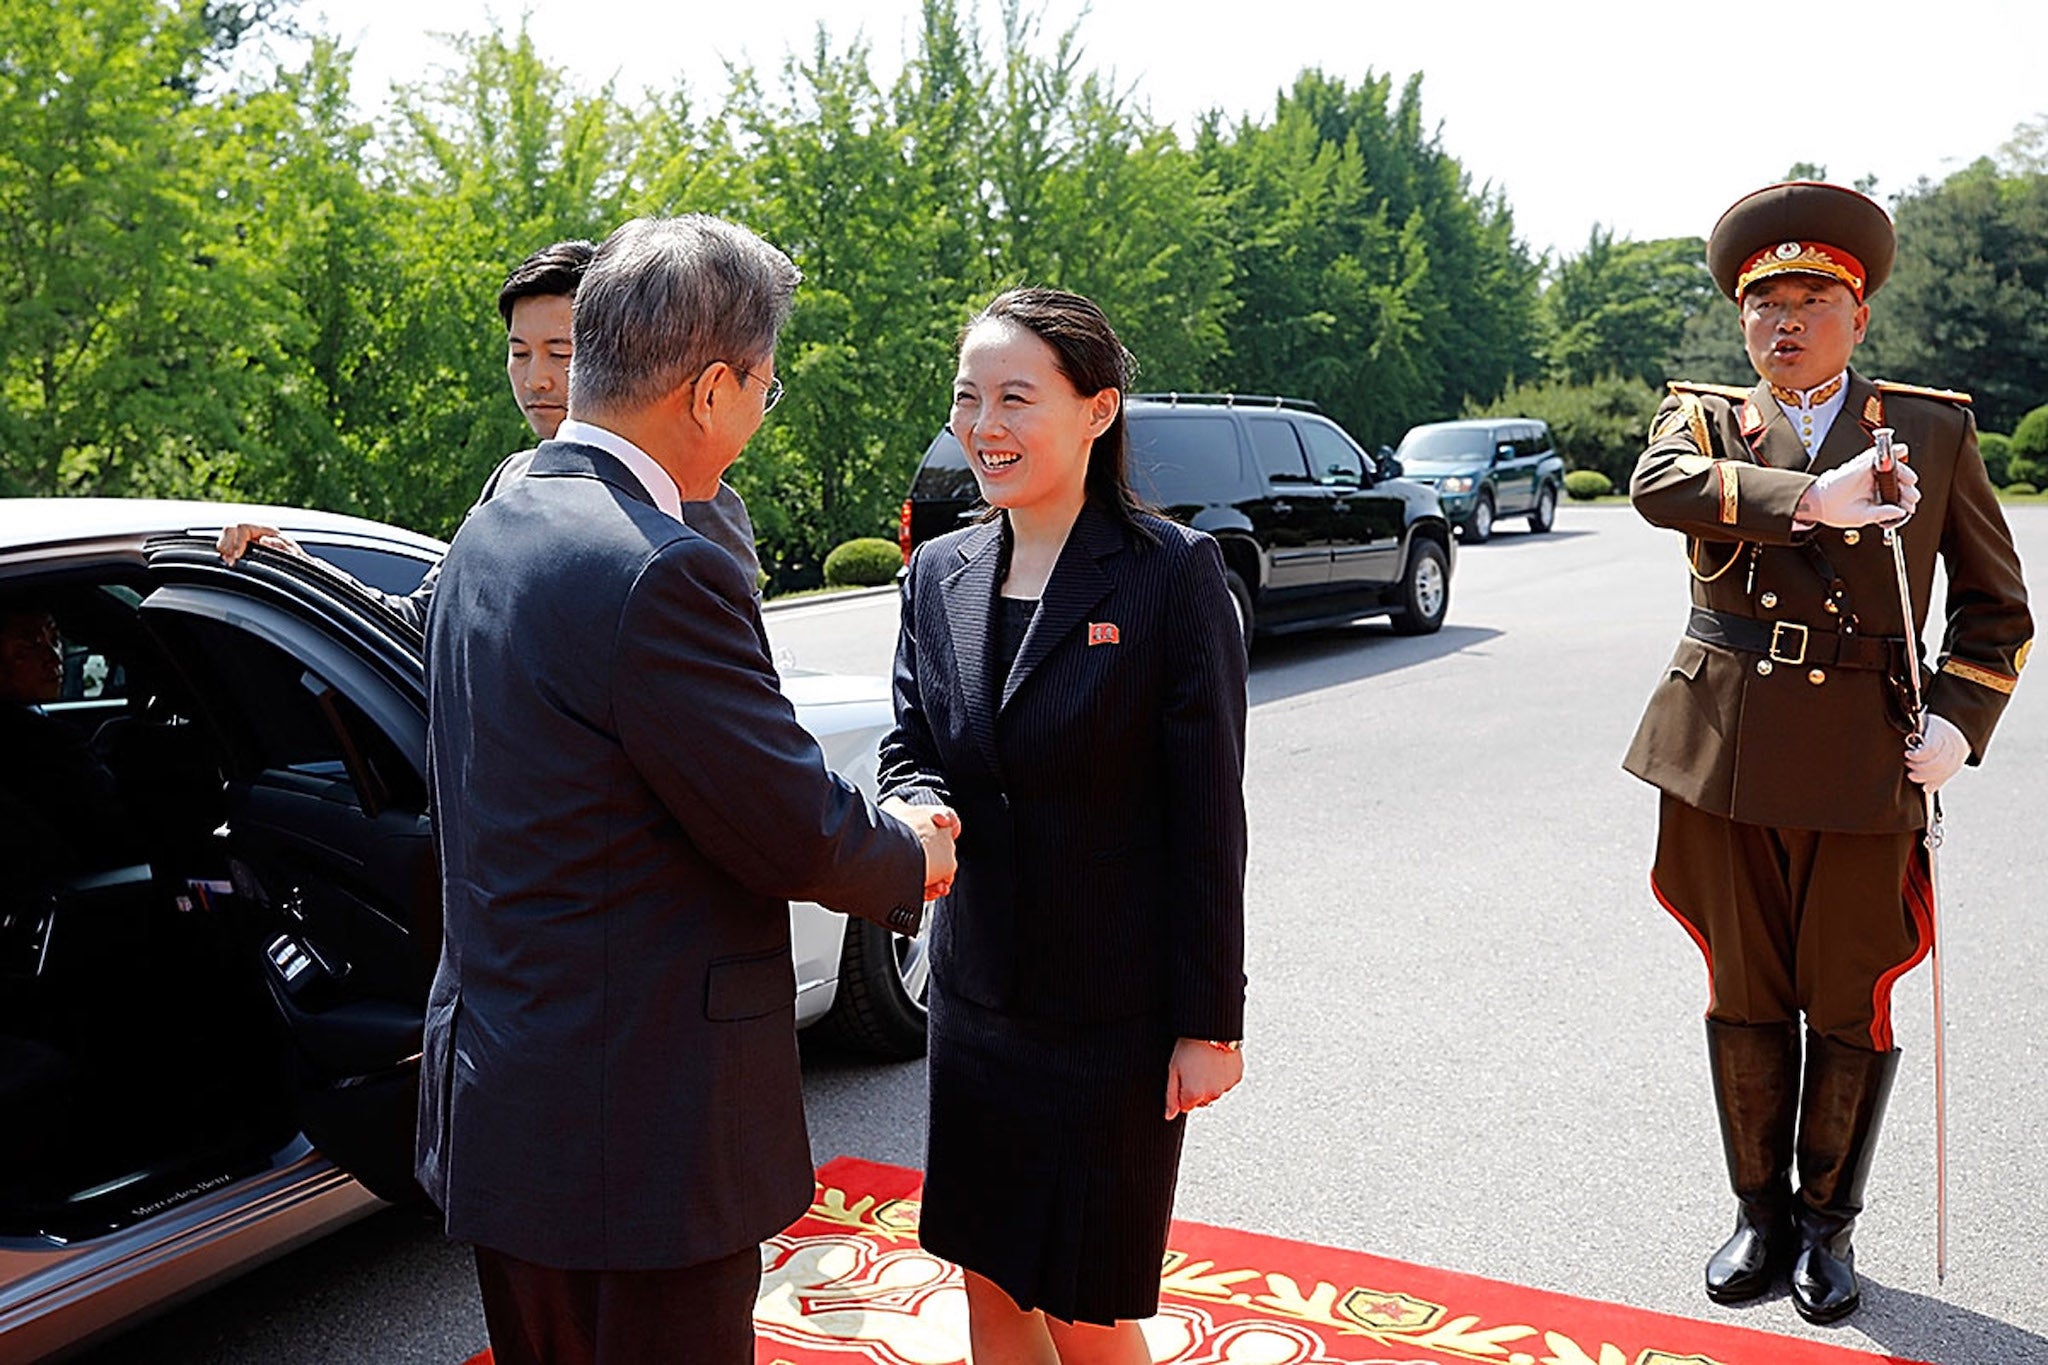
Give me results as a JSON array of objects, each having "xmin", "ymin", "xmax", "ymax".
[{"xmin": 730, "ymin": 363, "xmax": 784, "ymax": 414}]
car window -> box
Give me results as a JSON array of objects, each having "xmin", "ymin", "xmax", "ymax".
[
  {"xmin": 1398, "ymin": 426, "xmax": 1491, "ymax": 461},
  {"xmin": 1129, "ymin": 413, "xmax": 1245, "ymax": 506},
  {"xmin": 163, "ymin": 614, "xmax": 425, "ymax": 812},
  {"xmin": 302, "ymin": 544, "xmax": 434, "ymax": 596},
  {"xmin": 910, "ymin": 430, "xmax": 982, "ymax": 504},
  {"xmin": 1241, "ymin": 417, "xmax": 1313, "ymax": 487},
  {"xmin": 1297, "ymin": 421, "xmax": 1367, "ymax": 486}
]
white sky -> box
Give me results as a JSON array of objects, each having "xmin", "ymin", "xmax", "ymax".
[{"xmin": 303, "ymin": 0, "xmax": 2046, "ymax": 262}]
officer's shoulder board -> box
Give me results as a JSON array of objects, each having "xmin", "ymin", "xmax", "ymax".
[
  {"xmin": 1654, "ymin": 381, "xmax": 1742, "ymax": 453},
  {"xmin": 1666, "ymin": 380, "xmax": 1752, "ymax": 401},
  {"xmin": 1872, "ymin": 379, "xmax": 1972, "ymax": 407}
]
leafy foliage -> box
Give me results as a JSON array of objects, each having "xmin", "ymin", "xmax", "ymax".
[
  {"xmin": 1863, "ymin": 160, "xmax": 2048, "ymax": 432},
  {"xmin": 8, "ymin": 4, "xmax": 2040, "ymax": 593}
]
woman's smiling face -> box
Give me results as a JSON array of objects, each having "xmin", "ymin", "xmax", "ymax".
[{"xmin": 950, "ymin": 318, "xmax": 1117, "ymax": 514}]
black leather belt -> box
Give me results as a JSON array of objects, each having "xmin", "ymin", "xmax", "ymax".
[{"xmin": 1686, "ymin": 607, "xmax": 1904, "ymax": 672}]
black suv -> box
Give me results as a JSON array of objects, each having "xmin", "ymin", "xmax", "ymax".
[{"xmin": 899, "ymin": 394, "xmax": 1454, "ymax": 640}]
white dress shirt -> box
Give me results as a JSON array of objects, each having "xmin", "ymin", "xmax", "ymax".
[{"xmin": 554, "ymin": 418, "xmax": 683, "ymax": 523}]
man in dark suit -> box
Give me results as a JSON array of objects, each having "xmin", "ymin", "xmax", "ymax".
[{"xmin": 419, "ymin": 214, "xmax": 959, "ymax": 1364}]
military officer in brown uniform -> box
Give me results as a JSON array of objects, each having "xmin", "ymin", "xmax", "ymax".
[{"xmin": 1625, "ymin": 182, "xmax": 2031, "ymax": 1324}]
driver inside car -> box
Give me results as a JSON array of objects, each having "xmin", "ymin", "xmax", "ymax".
[{"xmin": 0, "ymin": 602, "xmax": 139, "ymax": 879}]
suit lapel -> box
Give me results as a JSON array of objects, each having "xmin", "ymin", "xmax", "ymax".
[
  {"xmin": 1807, "ymin": 370, "xmax": 1880, "ymax": 477},
  {"xmin": 938, "ymin": 522, "xmax": 1005, "ymax": 776},
  {"xmin": 1747, "ymin": 380, "xmax": 1813, "ymax": 471},
  {"xmin": 1000, "ymin": 504, "xmax": 1123, "ymax": 715}
]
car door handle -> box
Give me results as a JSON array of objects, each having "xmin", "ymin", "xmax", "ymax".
[{"xmin": 1271, "ymin": 501, "xmax": 1293, "ymax": 515}]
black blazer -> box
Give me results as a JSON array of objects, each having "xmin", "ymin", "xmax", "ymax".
[
  {"xmin": 418, "ymin": 440, "xmax": 924, "ymax": 1271},
  {"xmin": 880, "ymin": 502, "xmax": 1247, "ymax": 1039}
]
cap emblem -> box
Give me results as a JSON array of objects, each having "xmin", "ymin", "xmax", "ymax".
[{"xmin": 1776, "ymin": 242, "xmax": 1802, "ymax": 260}]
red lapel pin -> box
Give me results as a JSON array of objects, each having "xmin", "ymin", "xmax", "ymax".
[{"xmin": 1088, "ymin": 622, "xmax": 1120, "ymax": 646}]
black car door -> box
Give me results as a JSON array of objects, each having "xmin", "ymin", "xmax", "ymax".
[
  {"xmin": 1297, "ymin": 417, "xmax": 1404, "ymax": 590},
  {"xmin": 1238, "ymin": 415, "xmax": 1333, "ymax": 603},
  {"xmin": 138, "ymin": 543, "xmax": 434, "ymax": 1201}
]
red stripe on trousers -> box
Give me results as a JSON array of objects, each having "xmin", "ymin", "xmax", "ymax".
[
  {"xmin": 1651, "ymin": 871, "xmax": 1715, "ymax": 1013},
  {"xmin": 1869, "ymin": 846, "xmax": 1936, "ymax": 1051}
]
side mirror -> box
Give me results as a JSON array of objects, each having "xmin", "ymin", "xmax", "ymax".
[{"xmin": 1377, "ymin": 448, "xmax": 1403, "ymax": 479}]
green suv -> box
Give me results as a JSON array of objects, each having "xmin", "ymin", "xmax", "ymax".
[{"xmin": 1394, "ymin": 418, "xmax": 1564, "ymax": 543}]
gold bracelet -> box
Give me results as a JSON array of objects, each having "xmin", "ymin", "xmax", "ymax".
[{"xmin": 1198, "ymin": 1039, "xmax": 1243, "ymax": 1054}]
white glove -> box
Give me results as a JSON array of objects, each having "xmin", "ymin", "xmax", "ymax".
[
  {"xmin": 1904, "ymin": 712, "xmax": 1969, "ymax": 792},
  {"xmin": 1798, "ymin": 447, "xmax": 1920, "ymax": 527}
]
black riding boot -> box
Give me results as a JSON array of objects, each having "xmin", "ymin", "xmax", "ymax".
[
  {"xmin": 1703, "ymin": 1019, "xmax": 1801, "ymax": 1303},
  {"xmin": 1790, "ymin": 1030, "xmax": 1901, "ymax": 1324}
]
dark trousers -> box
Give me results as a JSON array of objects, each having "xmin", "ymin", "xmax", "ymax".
[
  {"xmin": 473, "ymin": 1243, "xmax": 760, "ymax": 1365},
  {"xmin": 1652, "ymin": 793, "xmax": 1931, "ymax": 1049}
]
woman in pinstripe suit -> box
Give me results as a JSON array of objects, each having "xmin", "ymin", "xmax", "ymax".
[{"xmin": 879, "ymin": 289, "xmax": 1248, "ymax": 1362}]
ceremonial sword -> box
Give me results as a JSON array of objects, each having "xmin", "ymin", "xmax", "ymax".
[{"xmin": 1874, "ymin": 426, "xmax": 1949, "ymax": 1283}]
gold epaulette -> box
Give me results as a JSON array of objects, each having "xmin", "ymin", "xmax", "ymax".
[
  {"xmin": 1668, "ymin": 380, "xmax": 1752, "ymax": 401},
  {"xmin": 1875, "ymin": 380, "xmax": 1972, "ymax": 406}
]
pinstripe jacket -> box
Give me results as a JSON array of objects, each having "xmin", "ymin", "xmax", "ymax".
[{"xmin": 880, "ymin": 501, "xmax": 1248, "ymax": 1040}]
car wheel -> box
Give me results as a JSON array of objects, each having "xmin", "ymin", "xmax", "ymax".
[
  {"xmin": 1223, "ymin": 568, "xmax": 1254, "ymax": 658},
  {"xmin": 1388, "ymin": 538, "xmax": 1449, "ymax": 635},
  {"xmin": 814, "ymin": 912, "xmax": 930, "ymax": 1058},
  {"xmin": 1528, "ymin": 483, "xmax": 1557, "ymax": 533},
  {"xmin": 1461, "ymin": 493, "xmax": 1494, "ymax": 544}
]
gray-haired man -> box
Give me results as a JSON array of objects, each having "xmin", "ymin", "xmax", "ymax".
[{"xmin": 418, "ymin": 216, "xmax": 959, "ymax": 1363}]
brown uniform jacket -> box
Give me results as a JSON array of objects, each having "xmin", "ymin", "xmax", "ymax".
[{"xmin": 1624, "ymin": 368, "xmax": 2030, "ymax": 833}]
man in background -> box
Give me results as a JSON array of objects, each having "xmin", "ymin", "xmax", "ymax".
[{"xmin": 217, "ymin": 239, "xmax": 764, "ymax": 611}]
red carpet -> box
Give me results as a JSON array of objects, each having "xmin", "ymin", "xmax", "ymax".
[{"xmin": 467, "ymin": 1156, "xmax": 1928, "ymax": 1364}]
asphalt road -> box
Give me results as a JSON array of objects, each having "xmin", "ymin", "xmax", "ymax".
[{"xmin": 76, "ymin": 505, "xmax": 2048, "ymax": 1364}]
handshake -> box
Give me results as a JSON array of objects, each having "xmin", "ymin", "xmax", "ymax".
[{"xmin": 881, "ymin": 796, "xmax": 963, "ymax": 901}]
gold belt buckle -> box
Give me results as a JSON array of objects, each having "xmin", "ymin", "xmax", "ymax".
[{"xmin": 1769, "ymin": 621, "xmax": 1810, "ymax": 666}]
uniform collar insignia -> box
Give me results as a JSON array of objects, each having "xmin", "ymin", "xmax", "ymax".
[{"xmin": 1768, "ymin": 374, "xmax": 1845, "ymax": 409}]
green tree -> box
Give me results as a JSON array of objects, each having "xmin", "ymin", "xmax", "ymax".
[
  {"xmin": 1861, "ymin": 160, "xmax": 2048, "ymax": 432},
  {"xmin": 0, "ymin": 0, "xmax": 299, "ymax": 496},
  {"xmin": 1543, "ymin": 230, "xmax": 1716, "ymax": 387},
  {"xmin": 1196, "ymin": 70, "xmax": 1539, "ymax": 447}
]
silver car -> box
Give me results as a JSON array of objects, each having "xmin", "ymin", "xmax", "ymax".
[{"xmin": 0, "ymin": 498, "xmax": 925, "ymax": 1361}]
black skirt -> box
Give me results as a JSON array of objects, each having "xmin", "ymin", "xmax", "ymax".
[{"xmin": 919, "ymin": 980, "xmax": 1186, "ymax": 1325}]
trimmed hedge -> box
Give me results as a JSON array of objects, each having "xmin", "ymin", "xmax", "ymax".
[
  {"xmin": 822, "ymin": 537, "xmax": 903, "ymax": 588},
  {"xmin": 2013, "ymin": 404, "xmax": 2048, "ymax": 461},
  {"xmin": 1977, "ymin": 430, "xmax": 2013, "ymax": 487},
  {"xmin": 2006, "ymin": 482, "xmax": 2039, "ymax": 496},
  {"xmin": 1564, "ymin": 469, "xmax": 1614, "ymax": 500}
]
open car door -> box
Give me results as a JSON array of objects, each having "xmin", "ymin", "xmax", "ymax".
[{"xmin": 139, "ymin": 543, "xmax": 437, "ymax": 1202}]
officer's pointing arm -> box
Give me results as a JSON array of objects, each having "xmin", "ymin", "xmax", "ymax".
[{"xmin": 1632, "ymin": 391, "xmax": 1816, "ymax": 546}]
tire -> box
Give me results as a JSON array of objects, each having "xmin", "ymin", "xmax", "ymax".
[
  {"xmin": 813, "ymin": 912, "xmax": 930, "ymax": 1059},
  {"xmin": 1461, "ymin": 493, "xmax": 1494, "ymax": 544},
  {"xmin": 1388, "ymin": 538, "xmax": 1450, "ymax": 635},
  {"xmin": 1222, "ymin": 568, "xmax": 1254, "ymax": 659},
  {"xmin": 1528, "ymin": 483, "xmax": 1557, "ymax": 533}
]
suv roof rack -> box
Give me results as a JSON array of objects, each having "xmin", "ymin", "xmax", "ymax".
[{"xmin": 1129, "ymin": 392, "xmax": 1324, "ymax": 414}]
